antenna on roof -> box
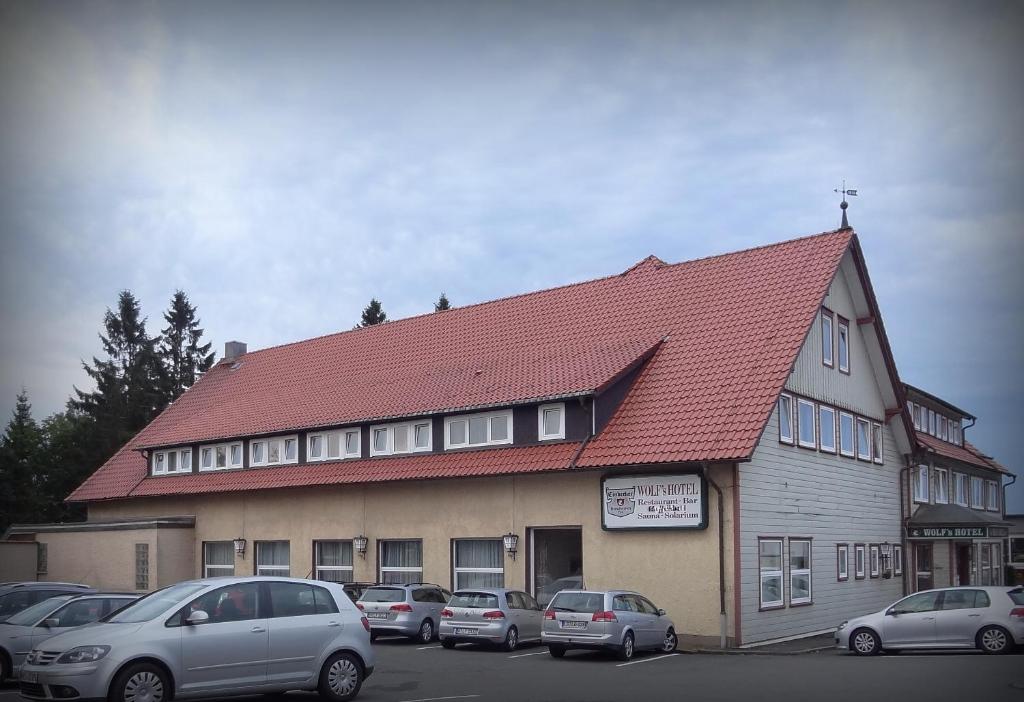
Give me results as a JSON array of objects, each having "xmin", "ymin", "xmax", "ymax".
[{"xmin": 833, "ymin": 181, "xmax": 858, "ymax": 230}]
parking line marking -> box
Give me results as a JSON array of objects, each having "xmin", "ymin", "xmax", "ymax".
[
  {"xmin": 508, "ymin": 651, "xmax": 548, "ymax": 658},
  {"xmin": 398, "ymin": 696, "xmax": 481, "ymax": 702},
  {"xmin": 616, "ymin": 653, "xmax": 680, "ymax": 667},
  {"xmin": 416, "ymin": 644, "xmax": 444, "ymax": 650}
]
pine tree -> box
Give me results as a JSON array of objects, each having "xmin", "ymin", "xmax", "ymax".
[
  {"xmin": 358, "ymin": 298, "xmax": 387, "ymax": 327},
  {"xmin": 35, "ymin": 407, "xmax": 91, "ymax": 524},
  {"xmin": 0, "ymin": 390, "xmax": 45, "ymax": 530},
  {"xmin": 434, "ymin": 293, "xmax": 451, "ymax": 312},
  {"xmin": 159, "ymin": 290, "xmax": 215, "ymax": 400}
]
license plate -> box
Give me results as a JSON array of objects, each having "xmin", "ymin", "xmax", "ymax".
[
  {"xmin": 560, "ymin": 620, "xmax": 587, "ymax": 629},
  {"xmin": 454, "ymin": 627, "xmax": 478, "ymax": 635},
  {"xmin": 366, "ymin": 612, "xmax": 388, "ymax": 619},
  {"xmin": 22, "ymin": 671, "xmax": 38, "ymax": 684}
]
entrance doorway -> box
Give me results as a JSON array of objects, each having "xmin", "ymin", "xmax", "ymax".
[
  {"xmin": 955, "ymin": 543, "xmax": 971, "ymax": 586},
  {"xmin": 915, "ymin": 543, "xmax": 933, "ymax": 592},
  {"xmin": 529, "ymin": 527, "xmax": 583, "ymax": 606}
]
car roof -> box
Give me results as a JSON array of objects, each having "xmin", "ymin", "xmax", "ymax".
[
  {"xmin": 0, "ymin": 582, "xmax": 91, "ymax": 591},
  {"xmin": 550, "ymin": 589, "xmax": 642, "ymax": 597},
  {"xmin": 452, "ymin": 588, "xmax": 517, "ymax": 596}
]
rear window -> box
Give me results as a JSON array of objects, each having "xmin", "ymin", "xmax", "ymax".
[
  {"xmin": 1009, "ymin": 589, "xmax": 1024, "ymax": 605},
  {"xmin": 360, "ymin": 587, "xmax": 406, "ymax": 603},
  {"xmin": 450, "ymin": 592, "xmax": 499, "ymax": 608},
  {"xmin": 549, "ymin": 592, "xmax": 604, "ymax": 613}
]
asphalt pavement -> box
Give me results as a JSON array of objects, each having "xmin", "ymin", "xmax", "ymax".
[{"xmin": 2, "ymin": 637, "xmax": 1022, "ymax": 702}]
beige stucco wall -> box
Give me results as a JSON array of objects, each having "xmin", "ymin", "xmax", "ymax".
[
  {"xmin": 0, "ymin": 542, "xmax": 39, "ymax": 581},
  {"xmin": 89, "ymin": 464, "xmax": 737, "ymax": 642},
  {"xmin": 157, "ymin": 527, "xmax": 198, "ymax": 587},
  {"xmin": 38, "ymin": 528, "xmax": 176, "ymax": 592}
]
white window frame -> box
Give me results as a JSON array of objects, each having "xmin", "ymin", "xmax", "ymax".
[
  {"xmin": 250, "ymin": 435, "xmax": 299, "ymax": 467},
  {"xmin": 378, "ymin": 539, "xmax": 423, "ymax": 583},
  {"xmin": 855, "ymin": 417, "xmax": 872, "ymax": 461},
  {"xmin": 952, "ymin": 420, "xmax": 961, "ymax": 445},
  {"xmin": 307, "ymin": 428, "xmax": 362, "ymax": 462},
  {"xmin": 913, "ymin": 465, "xmax": 930, "ymax": 503},
  {"xmin": 929, "ymin": 409, "xmax": 936, "ymax": 436},
  {"xmin": 869, "ymin": 545, "xmax": 880, "ymax": 578},
  {"xmin": 796, "ymin": 399, "xmax": 817, "ymax": 449},
  {"xmin": 939, "ymin": 416, "xmax": 947, "ymax": 441},
  {"xmin": 872, "ymin": 423, "xmax": 883, "ymax": 465},
  {"xmin": 789, "ymin": 539, "xmax": 812, "ymax": 605},
  {"xmin": 538, "ymin": 403, "xmax": 566, "ymax": 441},
  {"xmin": 152, "ymin": 447, "xmax": 192, "ymax": 476},
  {"xmin": 453, "ymin": 538, "xmax": 505, "ymax": 589},
  {"xmin": 315, "ymin": 540, "xmax": 354, "ymax": 582},
  {"xmin": 818, "ymin": 405, "xmax": 836, "ymax": 453},
  {"xmin": 838, "ymin": 412, "xmax": 855, "ymax": 458},
  {"xmin": 444, "ymin": 410, "xmax": 513, "ymax": 450},
  {"xmin": 199, "ymin": 442, "xmax": 243, "ymax": 471},
  {"xmin": 203, "ymin": 541, "xmax": 235, "ymax": 578},
  {"xmin": 758, "ymin": 538, "xmax": 784, "ymax": 609},
  {"xmin": 837, "ymin": 317, "xmax": 850, "ymax": 373},
  {"xmin": 854, "ymin": 544, "xmax": 866, "ymax": 579},
  {"xmin": 369, "ymin": 420, "xmax": 432, "ymax": 457},
  {"xmin": 837, "ymin": 544, "xmax": 849, "ymax": 581},
  {"xmin": 986, "ymin": 481, "xmax": 999, "ymax": 512},
  {"xmin": 821, "ymin": 309, "xmax": 834, "ymax": 367},
  {"xmin": 778, "ymin": 394, "xmax": 794, "ymax": 445},
  {"xmin": 912, "ymin": 403, "xmax": 921, "ymax": 430},
  {"xmin": 894, "ymin": 545, "xmax": 903, "ymax": 576},
  {"xmin": 971, "ymin": 476, "xmax": 984, "ymax": 509},
  {"xmin": 953, "ymin": 473, "xmax": 968, "ymax": 506},
  {"xmin": 255, "ymin": 540, "xmax": 290, "ymax": 576},
  {"xmin": 934, "ymin": 467, "xmax": 949, "ymax": 504}
]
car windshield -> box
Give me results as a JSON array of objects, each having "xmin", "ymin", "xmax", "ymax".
[
  {"xmin": 104, "ymin": 582, "xmax": 209, "ymax": 623},
  {"xmin": 1009, "ymin": 588, "xmax": 1024, "ymax": 605},
  {"xmin": 360, "ymin": 588, "xmax": 405, "ymax": 603},
  {"xmin": 549, "ymin": 592, "xmax": 604, "ymax": 613},
  {"xmin": 5, "ymin": 596, "xmax": 74, "ymax": 626},
  {"xmin": 450, "ymin": 592, "xmax": 499, "ymax": 608}
]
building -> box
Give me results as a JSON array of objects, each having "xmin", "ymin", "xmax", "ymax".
[
  {"xmin": 903, "ymin": 384, "xmax": 1013, "ymax": 591},
  {"xmin": 1007, "ymin": 514, "xmax": 1024, "ymax": 585},
  {"xmin": 6, "ymin": 229, "xmax": 922, "ymax": 647}
]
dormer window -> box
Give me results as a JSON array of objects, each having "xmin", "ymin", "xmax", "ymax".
[
  {"xmin": 445, "ymin": 410, "xmax": 513, "ymax": 450},
  {"xmin": 369, "ymin": 420, "xmax": 432, "ymax": 457},
  {"xmin": 250, "ymin": 435, "xmax": 299, "ymax": 467},
  {"xmin": 200, "ymin": 442, "xmax": 243, "ymax": 471},
  {"xmin": 837, "ymin": 317, "xmax": 850, "ymax": 374},
  {"xmin": 307, "ymin": 428, "xmax": 361, "ymax": 462},
  {"xmin": 538, "ymin": 403, "xmax": 566, "ymax": 441},
  {"xmin": 152, "ymin": 447, "xmax": 192, "ymax": 476}
]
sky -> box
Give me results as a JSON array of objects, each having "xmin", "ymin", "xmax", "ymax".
[{"xmin": 0, "ymin": 1, "xmax": 1021, "ymax": 509}]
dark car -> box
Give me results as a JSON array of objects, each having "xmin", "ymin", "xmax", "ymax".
[
  {"xmin": 0, "ymin": 582, "xmax": 94, "ymax": 623},
  {"xmin": 342, "ymin": 583, "xmax": 377, "ymax": 603}
]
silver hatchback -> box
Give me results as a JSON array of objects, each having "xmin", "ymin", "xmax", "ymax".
[
  {"xmin": 357, "ymin": 583, "xmax": 451, "ymax": 643},
  {"xmin": 541, "ymin": 590, "xmax": 677, "ymax": 661},
  {"xmin": 439, "ymin": 589, "xmax": 543, "ymax": 651},
  {"xmin": 18, "ymin": 577, "xmax": 375, "ymax": 702}
]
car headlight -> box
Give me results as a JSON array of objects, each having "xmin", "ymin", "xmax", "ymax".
[
  {"xmin": 56, "ymin": 646, "xmax": 111, "ymax": 664},
  {"xmin": 837, "ymin": 621, "xmax": 848, "ymax": 630}
]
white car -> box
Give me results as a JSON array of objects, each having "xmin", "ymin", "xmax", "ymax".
[{"xmin": 836, "ymin": 586, "xmax": 1024, "ymax": 655}]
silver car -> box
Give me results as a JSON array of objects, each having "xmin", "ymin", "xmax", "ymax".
[
  {"xmin": 18, "ymin": 577, "xmax": 375, "ymax": 702},
  {"xmin": 357, "ymin": 583, "xmax": 451, "ymax": 643},
  {"xmin": 439, "ymin": 589, "xmax": 543, "ymax": 651},
  {"xmin": 541, "ymin": 589, "xmax": 678, "ymax": 661},
  {"xmin": 0, "ymin": 593, "xmax": 137, "ymax": 681},
  {"xmin": 836, "ymin": 586, "xmax": 1024, "ymax": 655}
]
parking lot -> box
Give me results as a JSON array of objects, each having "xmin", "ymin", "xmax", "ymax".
[{"xmin": 6, "ymin": 635, "xmax": 1022, "ymax": 702}]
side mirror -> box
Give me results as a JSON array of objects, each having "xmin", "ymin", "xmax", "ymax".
[
  {"xmin": 886, "ymin": 608, "xmax": 899, "ymax": 617},
  {"xmin": 185, "ymin": 610, "xmax": 210, "ymax": 625},
  {"xmin": 42, "ymin": 618, "xmax": 60, "ymax": 628},
  {"xmin": 657, "ymin": 609, "xmax": 666, "ymax": 617}
]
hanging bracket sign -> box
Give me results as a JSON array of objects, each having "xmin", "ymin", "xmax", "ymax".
[{"xmin": 601, "ymin": 473, "xmax": 708, "ymax": 531}]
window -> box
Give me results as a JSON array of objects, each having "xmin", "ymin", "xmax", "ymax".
[
  {"xmin": 1010, "ymin": 537, "xmax": 1024, "ymax": 565},
  {"xmin": 894, "ymin": 545, "xmax": 903, "ymax": 576},
  {"xmin": 839, "ymin": 412, "xmax": 855, "ymax": 457},
  {"xmin": 200, "ymin": 442, "xmax": 243, "ymax": 471},
  {"xmin": 778, "ymin": 394, "xmax": 794, "ymax": 445},
  {"xmin": 203, "ymin": 541, "xmax": 235, "ymax": 577},
  {"xmin": 268, "ymin": 581, "xmax": 338, "ymax": 617},
  {"xmin": 369, "ymin": 421, "xmax": 432, "ymax": 456},
  {"xmin": 971, "ymin": 476, "xmax": 984, "ymax": 509},
  {"xmin": 184, "ymin": 582, "xmax": 260, "ymax": 624},
  {"xmin": 855, "ymin": 418, "xmax": 871, "ymax": 461},
  {"xmin": 986, "ymin": 481, "xmax": 999, "ymax": 511},
  {"xmin": 444, "ymin": 410, "xmax": 513, "ymax": 449},
  {"xmin": 250, "ymin": 436, "xmax": 299, "ymax": 467},
  {"xmin": 980, "ymin": 543, "xmax": 992, "ymax": 585},
  {"xmin": 255, "ymin": 541, "xmax": 290, "ymax": 576},
  {"xmin": 758, "ymin": 539, "xmax": 784, "ymax": 609},
  {"xmin": 951, "ymin": 420, "xmax": 961, "ymax": 445},
  {"xmin": 893, "ymin": 590, "xmax": 940, "ymax": 615},
  {"xmin": 152, "ymin": 447, "xmax": 192, "ymax": 475},
  {"xmin": 821, "ymin": 309, "xmax": 834, "ymax": 367},
  {"xmin": 797, "ymin": 399, "xmax": 816, "ymax": 449},
  {"xmin": 538, "ymin": 403, "xmax": 566, "ymax": 441},
  {"xmin": 837, "ymin": 317, "xmax": 850, "ymax": 373},
  {"xmin": 854, "ymin": 544, "xmax": 866, "ymax": 579},
  {"xmin": 135, "ymin": 543, "xmax": 149, "ymax": 590},
  {"xmin": 941, "ymin": 589, "xmax": 989, "ymax": 611},
  {"xmin": 379, "ymin": 540, "xmax": 422, "ymax": 584},
  {"xmin": 37, "ymin": 542, "xmax": 47, "ymax": 575},
  {"xmin": 912, "ymin": 403, "xmax": 921, "ymax": 430},
  {"xmin": 928, "ymin": 409, "xmax": 936, "ymax": 436},
  {"xmin": 954, "ymin": 473, "xmax": 968, "ymax": 506},
  {"xmin": 872, "ymin": 423, "xmax": 883, "ymax": 464},
  {"xmin": 789, "ymin": 539, "xmax": 811, "ymax": 605},
  {"xmin": 869, "ymin": 545, "xmax": 879, "ymax": 578},
  {"xmin": 307, "ymin": 429, "xmax": 361, "ymax": 461},
  {"xmin": 933, "ymin": 467, "xmax": 949, "ymax": 504},
  {"xmin": 836, "ymin": 544, "xmax": 849, "ymax": 581},
  {"xmin": 314, "ymin": 541, "xmax": 354, "ymax": 583},
  {"xmin": 818, "ymin": 406, "xmax": 836, "ymax": 453},
  {"xmin": 453, "ymin": 539, "xmax": 504, "ymax": 589},
  {"xmin": 913, "ymin": 465, "xmax": 930, "ymax": 503}
]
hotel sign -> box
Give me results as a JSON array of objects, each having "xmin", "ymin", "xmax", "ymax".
[
  {"xmin": 908, "ymin": 526, "xmax": 988, "ymax": 539},
  {"xmin": 601, "ymin": 473, "xmax": 708, "ymax": 531}
]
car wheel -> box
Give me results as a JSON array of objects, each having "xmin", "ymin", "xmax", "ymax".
[
  {"xmin": 441, "ymin": 639, "xmax": 456, "ymax": 649},
  {"xmin": 503, "ymin": 626, "xmax": 519, "ymax": 652},
  {"xmin": 661, "ymin": 629, "xmax": 678, "ymax": 653},
  {"xmin": 110, "ymin": 662, "xmax": 170, "ymax": 702},
  {"xmin": 415, "ymin": 619, "xmax": 434, "ymax": 644},
  {"xmin": 318, "ymin": 651, "xmax": 363, "ymax": 702},
  {"xmin": 0, "ymin": 652, "xmax": 8, "ymax": 682},
  {"xmin": 548, "ymin": 645, "xmax": 567, "ymax": 658},
  {"xmin": 977, "ymin": 625, "xmax": 1012, "ymax": 655},
  {"xmin": 616, "ymin": 632, "xmax": 635, "ymax": 661},
  {"xmin": 850, "ymin": 628, "xmax": 881, "ymax": 656}
]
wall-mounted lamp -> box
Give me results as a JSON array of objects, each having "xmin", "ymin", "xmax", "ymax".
[
  {"xmin": 354, "ymin": 535, "xmax": 369, "ymax": 558},
  {"xmin": 880, "ymin": 543, "xmax": 892, "ymax": 578},
  {"xmin": 233, "ymin": 538, "xmax": 247, "ymax": 557},
  {"xmin": 503, "ymin": 532, "xmax": 519, "ymax": 560}
]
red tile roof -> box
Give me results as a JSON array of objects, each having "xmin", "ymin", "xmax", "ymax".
[
  {"xmin": 70, "ymin": 229, "xmax": 858, "ymax": 502},
  {"xmin": 917, "ymin": 433, "xmax": 1012, "ymax": 475}
]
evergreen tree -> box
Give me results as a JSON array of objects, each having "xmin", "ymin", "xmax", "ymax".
[
  {"xmin": 159, "ymin": 290, "xmax": 215, "ymax": 400},
  {"xmin": 35, "ymin": 407, "xmax": 91, "ymax": 524},
  {"xmin": 358, "ymin": 298, "xmax": 387, "ymax": 327},
  {"xmin": 0, "ymin": 390, "xmax": 45, "ymax": 530},
  {"xmin": 434, "ymin": 293, "xmax": 451, "ymax": 312}
]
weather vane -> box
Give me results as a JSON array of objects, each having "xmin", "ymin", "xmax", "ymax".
[{"xmin": 834, "ymin": 180, "xmax": 858, "ymax": 229}]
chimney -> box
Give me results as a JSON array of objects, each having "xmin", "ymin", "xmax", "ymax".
[{"xmin": 224, "ymin": 341, "xmax": 247, "ymax": 362}]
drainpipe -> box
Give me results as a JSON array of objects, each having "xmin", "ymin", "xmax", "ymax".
[{"xmin": 702, "ymin": 462, "xmax": 727, "ymax": 649}]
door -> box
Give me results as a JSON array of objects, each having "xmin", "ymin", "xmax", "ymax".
[
  {"xmin": 530, "ymin": 527, "xmax": 583, "ymax": 606},
  {"xmin": 517, "ymin": 592, "xmax": 543, "ymax": 640},
  {"xmin": 266, "ymin": 582, "xmax": 342, "ymax": 685},
  {"xmin": 934, "ymin": 589, "xmax": 989, "ymax": 646},
  {"xmin": 915, "ymin": 544, "xmax": 934, "ymax": 591},
  {"xmin": 634, "ymin": 596, "xmax": 663, "ymax": 649},
  {"xmin": 611, "ymin": 595, "xmax": 642, "ymax": 645},
  {"xmin": 179, "ymin": 582, "xmax": 268, "ymax": 693},
  {"xmin": 881, "ymin": 591, "xmax": 941, "ymax": 648},
  {"xmin": 955, "ymin": 544, "xmax": 971, "ymax": 586}
]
